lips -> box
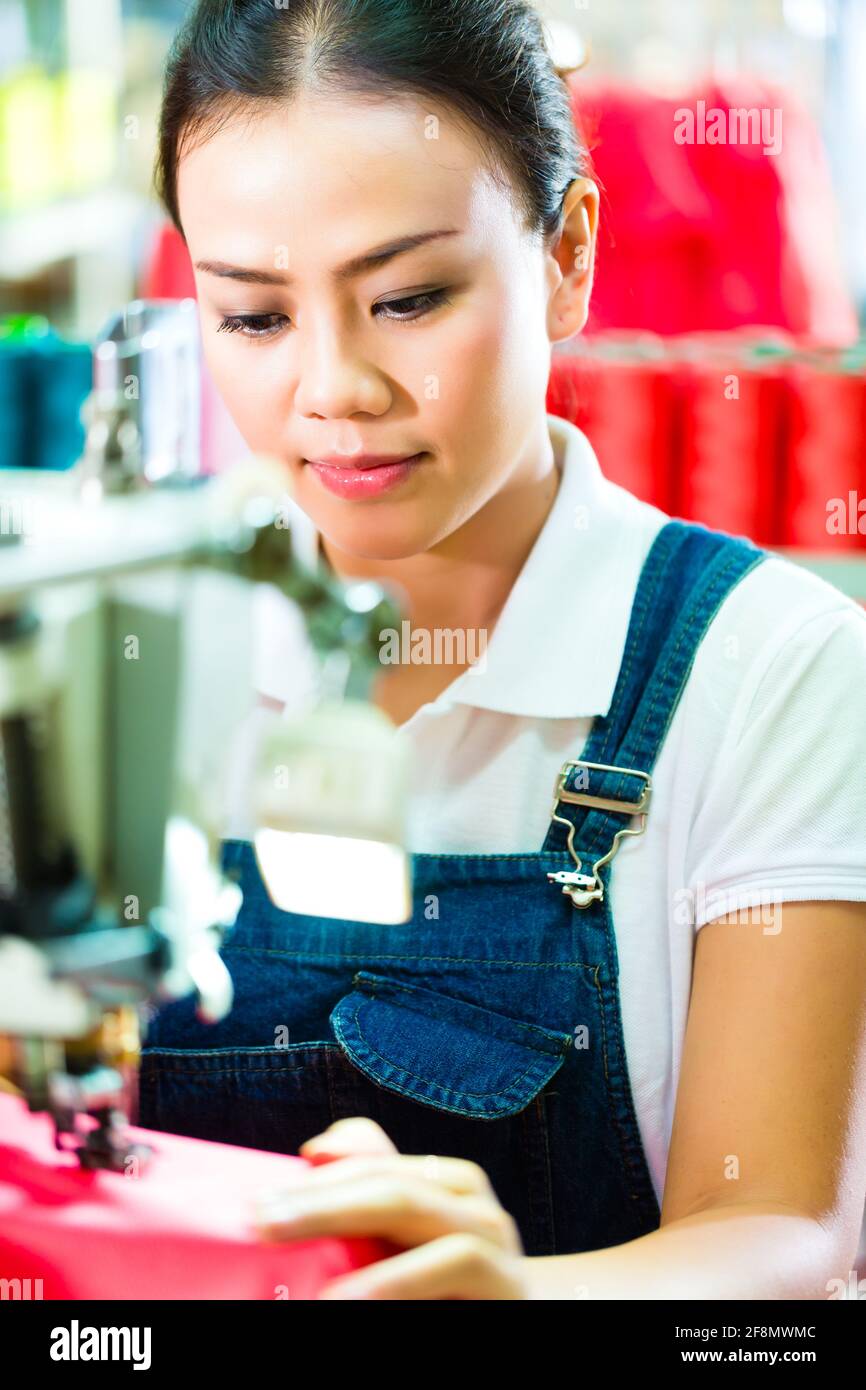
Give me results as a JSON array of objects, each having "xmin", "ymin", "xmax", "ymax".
[
  {"xmin": 304, "ymin": 452, "xmax": 426, "ymax": 499},
  {"xmin": 304, "ymin": 453, "xmax": 422, "ymax": 470}
]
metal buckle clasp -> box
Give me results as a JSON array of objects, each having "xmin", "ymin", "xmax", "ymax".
[{"xmin": 546, "ymin": 759, "xmax": 652, "ymax": 908}]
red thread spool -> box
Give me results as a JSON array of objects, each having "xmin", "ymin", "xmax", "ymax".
[{"xmin": 782, "ymin": 355, "xmax": 866, "ymax": 550}]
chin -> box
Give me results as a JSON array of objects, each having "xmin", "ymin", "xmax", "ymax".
[{"xmin": 317, "ymin": 511, "xmax": 444, "ymax": 563}]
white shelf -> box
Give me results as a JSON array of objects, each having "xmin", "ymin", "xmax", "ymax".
[{"xmin": 0, "ymin": 189, "xmax": 149, "ymax": 282}]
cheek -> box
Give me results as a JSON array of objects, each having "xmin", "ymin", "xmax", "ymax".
[
  {"xmin": 201, "ymin": 329, "xmax": 290, "ymax": 452},
  {"xmin": 418, "ymin": 300, "xmax": 508, "ymax": 422},
  {"xmin": 424, "ymin": 289, "xmax": 544, "ymax": 442}
]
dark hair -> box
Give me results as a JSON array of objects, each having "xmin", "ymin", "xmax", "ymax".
[{"xmin": 156, "ymin": 0, "xmax": 588, "ymax": 243}]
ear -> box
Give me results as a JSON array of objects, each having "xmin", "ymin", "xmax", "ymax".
[{"xmin": 545, "ymin": 177, "xmax": 600, "ymax": 344}]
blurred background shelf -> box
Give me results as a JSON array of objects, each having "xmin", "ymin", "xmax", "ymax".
[{"xmin": 0, "ymin": 190, "xmax": 153, "ymax": 281}]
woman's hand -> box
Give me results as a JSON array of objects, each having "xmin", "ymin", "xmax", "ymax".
[{"xmin": 254, "ymin": 1117, "xmax": 529, "ymax": 1299}]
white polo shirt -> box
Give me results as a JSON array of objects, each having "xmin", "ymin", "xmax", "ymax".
[{"xmin": 224, "ymin": 412, "xmax": 866, "ymax": 1217}]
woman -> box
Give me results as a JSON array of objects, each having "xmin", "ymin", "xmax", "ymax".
[{"xmin": 139, "ymin": 0, "xmax": 866, "ymax": 1300}]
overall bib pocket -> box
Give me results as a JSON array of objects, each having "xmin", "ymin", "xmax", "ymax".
[
  {"xmin": 330, "ymin": 970, "xmax": 573, "ymax": 1118},
  {"xmin": 138, "ymin": 1042, "xmax": 357, "ymax": 1154}
]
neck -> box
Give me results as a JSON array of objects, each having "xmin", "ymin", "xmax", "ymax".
[{"xmin": 319, "ymin": 417, "xmax": 561, "ymax": 637}]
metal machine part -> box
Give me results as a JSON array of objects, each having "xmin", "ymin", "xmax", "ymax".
[
  {"xmin": 0, "ymin": 301, "xmax": 403, "ymax": 1170},
  {"xmin": 89, "ymin": 298, "xmax": 202, "ymax": 488}
]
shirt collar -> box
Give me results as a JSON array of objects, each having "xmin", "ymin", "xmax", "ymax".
[
  {"xmin": 439, "ymin": 414, "xmax": 666, "ymax": 720},
  {"xmin": 284, "ymin": 413, "xmax": 665, "ymax": 722}
]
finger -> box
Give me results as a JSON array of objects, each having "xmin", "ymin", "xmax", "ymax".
[
  {"xmin": 262, "ymin": 1152, "xmax": 494, "ymax": 1199},
  {"xmin": 317, "ymin": 1233, "xmax": 527, "ymax": 1300},
  {"xmin": 254, "ymin": 1171, "xmax": 522, "ymax": 1253},
  {"xmin": 298, "ymin": 1117, "xmax": 399, "ymax": 1164}
]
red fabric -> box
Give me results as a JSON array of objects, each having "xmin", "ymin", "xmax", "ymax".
[
  {"xmin": 0, "ymin": 1093, "xmax": 387, "ymax": 1299},
  {"xmin": 674, "ymin": 351, "xmax": 788, "ymax": 546},
  {"xmin": 569, "ymin": 77, "xmax": 857, "ymax": 345},
  {"xmin": 547, "ymin": 351, "xmax": 678, "ymax": 512},
  {"xmin": 783, "ymin": 360, "xmax": 866, "ymax": 548},
  {"xmin": 139, "ymin": 222, "xmax": 196, "ymax": 301},
  {"xmin": 548, "ymin": 348, "xmax": 866, "ymax": 550}
]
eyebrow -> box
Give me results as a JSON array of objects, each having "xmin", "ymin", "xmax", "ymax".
[{"xmin": 195, "ymin": 228, "xmax": 462, "ymax": 286}]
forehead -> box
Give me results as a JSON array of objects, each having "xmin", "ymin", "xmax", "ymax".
[{"xmin": 176, "ymin": 92, "xmax": 518, "ymax": 262}]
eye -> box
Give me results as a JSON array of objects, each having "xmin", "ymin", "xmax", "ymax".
[
  {"xmin": 216, "ymin": 289, "xmax": 451, "ymax": 338},
  {"xmin": 217, "ymin": 314, "xmax": 287, "ymax": 338},
  {"xmin": 373, "ymin": 288, "xmax": 451, "ymax": 321}
]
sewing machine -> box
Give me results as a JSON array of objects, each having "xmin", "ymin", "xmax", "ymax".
[{"xmin": 0, "ymin": 300, "xmax": 408, "ymax": 1174}]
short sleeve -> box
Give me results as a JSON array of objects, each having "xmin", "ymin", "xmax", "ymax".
[{"xmin": 684, "ymin": 600, "xmax": 866, "ymax": 929}]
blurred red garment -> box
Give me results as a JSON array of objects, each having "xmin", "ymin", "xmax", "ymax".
[
  {"xmin": 140, "ymin": 221, "xmax": 196, "ymax": 300},
  {"xmin": 0, "ymin": 1093, "xmax": 386, "ymax": 1300},
  {"xmin": 569, "ymin": 76, "xmax": 857, "ymax": 345}
]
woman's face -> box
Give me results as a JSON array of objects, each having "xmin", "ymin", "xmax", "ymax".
[{"xmin": 177, "ymin": 92, "xmax": 593, "ymax": 561}]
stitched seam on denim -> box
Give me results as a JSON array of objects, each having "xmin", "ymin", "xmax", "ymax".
[
  {"xmin": 586, "ymin": 548, "xmax": 727, "ymax": 819},
  {"xmin": 578, "ymin": 547, "xmax": 765, "ymax": 856},
  {"xmin": 619, "ymin": 539, "xmax": 750, "ymax": 772},
  {"xmin": 141, "ymin": 1044, "xmax": 332, "ymax": 1057},
  {"xmin": 638, "ymin": 548, "xmax": 759, "ymax": 750},
  {"xmin": 532, "ymin": 1090, "xmax": 557, "ymax": 1253},
  {"xmin": 324, "ymin": 1045, "xmax": 341, "ymax": 1118},
  {"xmin": 546, "ymin": 524, "xmax": 683, "ymax": 852},
  {"xmin": 411, "ymin": 853, "xmax": 569, "ymax": 862},
  {"xmin": 227, "ymin": 841, "xmax": 585, "ymax": 864},
  {"xmin": 355, "ymin": 975, "xmax": 571, "ymax": 1052},
  {"xmin": 606, "ymin": 527, "xmax": 679, "ymax": 732},
  {"xmin": 626, "ymin": 549, "xmax": 764, "ymax": 760},
  {"xmin": 222, "ymin": 947, "xmax": 600, "ymax": 969},
  {"xmin": 139, "ymin": 1067, "xmax": 312, "ymax": 1077},
  {"xmin": 606, "ymin": 555, "xmax": 760, "ymax": 824},
  {"xmin": 590, "ymin": 533, "xmax": 722, "ymax": 789},
  {"xmin": 335, "ymin": 995, "xmax": 560, "ymax": 1104},
  {"xmin": 591, "ymin": 962, "xmax": 648, "ymax": 1201}
]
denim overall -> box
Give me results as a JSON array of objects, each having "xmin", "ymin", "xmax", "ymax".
[{"xmin": 139, "ymin": 519, "xmax": 766, "ymax": 1257}]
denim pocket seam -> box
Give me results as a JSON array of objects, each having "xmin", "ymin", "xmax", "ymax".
[
  {"xmin": 139, "ymin": 1042, "xmax": 341, "ymax": 1077},
  {"xmin": 331, "ymin": 993, "xmax": 565, "ymax": 1115},
  {"xmin": 224, "ymin": 945, "xmax": 600, "ymax": 971},
  {"xmin": 590, "ymin": 963, "xmax": 660, "ymax": 1214},
  {"xmin": 352, "ymin": 971, "xmax": 572, "ymax": 1058}
]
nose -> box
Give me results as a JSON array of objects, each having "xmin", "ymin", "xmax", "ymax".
[{"xmin": 294, "ymin": 318, "xmax": 391, "ymax": 420}]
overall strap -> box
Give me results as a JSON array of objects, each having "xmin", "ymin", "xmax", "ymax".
[{"xmin": 542, "ymin": 519, "xmax": 767, "ymax": 876}]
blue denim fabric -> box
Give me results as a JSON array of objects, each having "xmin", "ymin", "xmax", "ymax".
[{"xmin": 139, "ymin": 519, "xmax": 767, "ymax": 1256}]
